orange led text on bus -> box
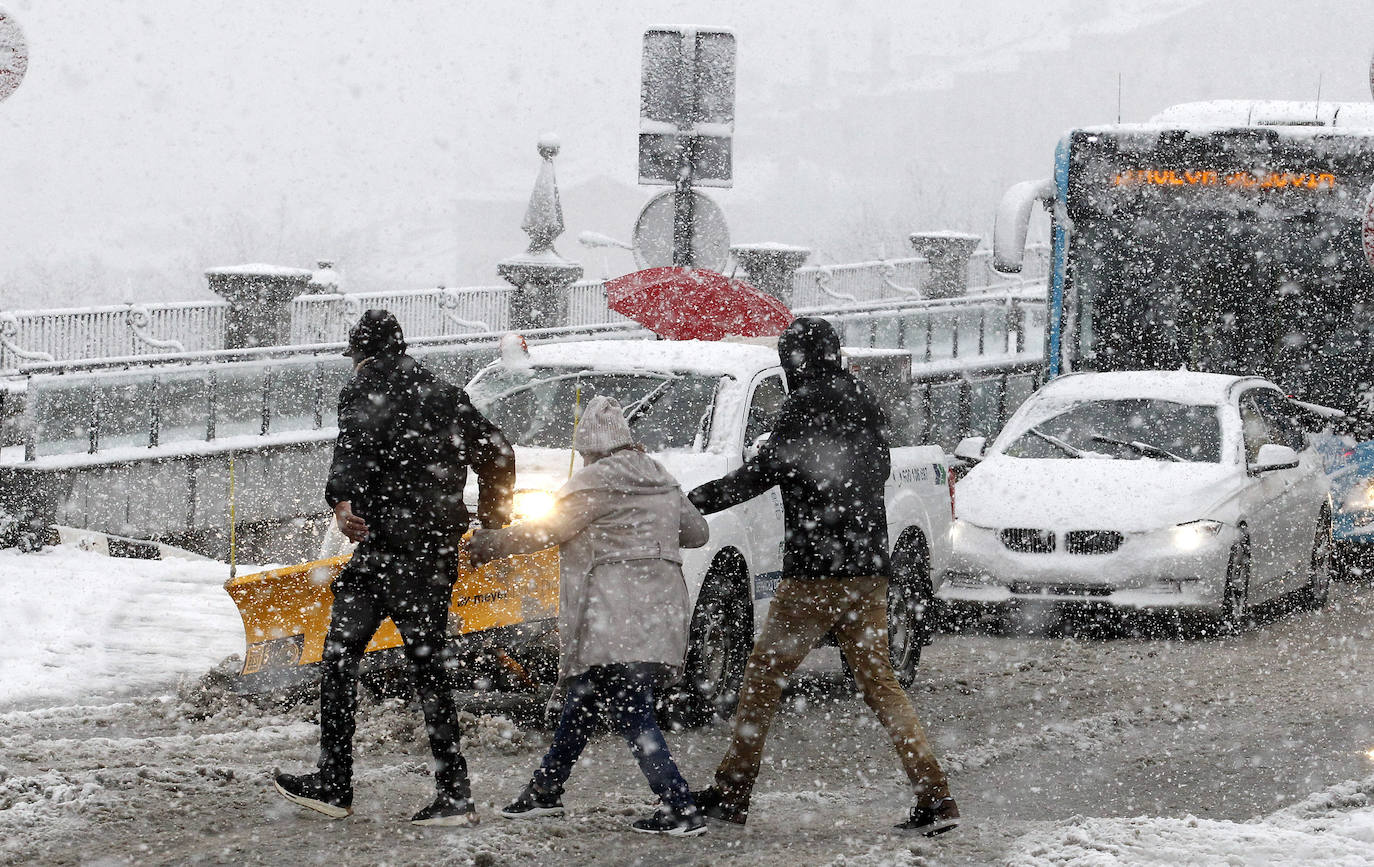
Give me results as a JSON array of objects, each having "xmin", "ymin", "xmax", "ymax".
[{"xmin": 1112, "ymin": 170, "xmax": 1337, "ymax": 189}]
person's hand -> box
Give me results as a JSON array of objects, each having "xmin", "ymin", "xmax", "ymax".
[
  {"xmin": 466, "ymin": 529, "xmax": 496, "ymax": 569},
  {"xmin": 334, "ymin": 501, "xmax": 369, "ymax": 543}
]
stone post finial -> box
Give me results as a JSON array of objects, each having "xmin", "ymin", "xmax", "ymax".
[
  {"xmin": 521, "ymin": 133, "xmax": 567, "ymax": 256},
  {"xmin": 499, "ymin": 134, "xmax": 583, "ymax": 330}
]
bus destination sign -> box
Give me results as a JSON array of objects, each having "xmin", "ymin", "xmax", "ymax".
[{"xmin": 1112, "ymin": 169, "xmax": 1337, "ymax": 190}]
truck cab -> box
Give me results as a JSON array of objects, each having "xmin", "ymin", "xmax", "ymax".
[{"xmin": 465, "ymin": 337, "xmax": 954, "ymax": 717}]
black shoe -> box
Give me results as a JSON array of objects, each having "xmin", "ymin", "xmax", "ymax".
[
  {"xmin": 273, "ymin": 772, "xmax": 353, "ymax": 819},
  {"xmin": 694, "ymin": 786, "xmax": 747, "ymax": 825},
  {"xmin": 410, "ymin": 795, "xmax": 479, "ymax": 827},
  {"xmin": 896, "ymin": 797, "xmax": 959, "ymax": 836},
  {"xmin": 631, "ymin": 807, "xmax": 707, "ymax": 837},
  {"xmin": 499, "ymin": 784, "xmax": 565, "ymax": 819}
]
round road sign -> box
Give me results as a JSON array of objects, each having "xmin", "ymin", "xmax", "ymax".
[
  {"xmin": 632, "ymin": 189, "xmax": 730, "ymax": 271},
  {"xmin": 0, "ymin": 7, "xmax": 28, "ymax": 103}
]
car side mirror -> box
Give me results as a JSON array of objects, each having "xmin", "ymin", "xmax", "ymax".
[
  {"xmin": 1249, "ymin": 443, "xmax": 1299, "ymax": 474},
  {"xmin": 745, "ymin": 432, "xmax": 771, "ymax": 461},
  {"xmin": 953, "ymin": 436, "xmax": 986, "ymax": 465}
]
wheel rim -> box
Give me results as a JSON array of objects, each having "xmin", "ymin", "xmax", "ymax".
[
  {"xmin": 888, "ymin": 591, "xmax": 912, "ymax": 669},
  {"xmin": 696, "ymin": 607, "xmax": 729, "ymax": 697},
  {"xmin": 888, "ymin": 545, "xmax": 930, "ymax": 672}
]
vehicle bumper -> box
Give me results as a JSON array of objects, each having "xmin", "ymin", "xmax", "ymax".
[
  {"xmin": 231, "ymin": 618, "xmax": 559, "ymax": 696},
  {"xmin": 1332, "ymin": 509, "xmax": 1374, "ymax": 544},
  {"xmin": 936, "ymin": 522, "xmax": 1232, "ymax": 611}
]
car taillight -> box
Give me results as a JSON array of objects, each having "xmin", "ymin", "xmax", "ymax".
[{"xmin": 948, "ymin": 468, "xmax": 957, "ymax": 518}]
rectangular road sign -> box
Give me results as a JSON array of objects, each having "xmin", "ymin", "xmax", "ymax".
[
  {"xmin": 637, "ymin": 132, "xmax": 732, "ymax": 187},
  {"xmin": 639, "ymin": 27, "xmax": 735, "ymax": 187}
]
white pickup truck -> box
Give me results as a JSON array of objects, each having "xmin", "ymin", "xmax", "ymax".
[{"xmin": 464, "ymin": 337, "xmax": 954, "ymax": 717}]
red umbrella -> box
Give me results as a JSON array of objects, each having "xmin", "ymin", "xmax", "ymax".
[{"xmin": 603, "ymin": 267, "xmax": 793, "ymax": 341}]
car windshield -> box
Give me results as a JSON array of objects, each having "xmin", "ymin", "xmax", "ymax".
[
  {"xmin": 1001, "ymin": 398, "xmax": 1223, "ymax": 462},
  {"xmin": 467, "ymin": 365, "xmax": 721, "ymax": 451}
]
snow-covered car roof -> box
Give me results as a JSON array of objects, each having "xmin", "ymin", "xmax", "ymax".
[
  {"xmin": 525, "ymin": 339, "xmax": 780, "ymax": 379},
  {"xmin": 1035, "ymin": 370, "xmax": 1266, "ymax": 406}
]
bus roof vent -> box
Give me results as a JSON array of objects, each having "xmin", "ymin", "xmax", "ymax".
[{"xmin": 1152, "ymin": 100, "xmax": 1374, "ymax": 130}]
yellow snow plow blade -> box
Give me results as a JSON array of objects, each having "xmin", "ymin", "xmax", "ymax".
[{"xmin": 224, "ymin": 549, "xmax": 559, "ymax": 692}]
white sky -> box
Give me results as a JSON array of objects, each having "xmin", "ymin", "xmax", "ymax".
[{"xmin": 0, "ymin": 0, "xmax": 1371, "ymax": 304}]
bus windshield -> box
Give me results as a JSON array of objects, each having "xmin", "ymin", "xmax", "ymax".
[{"xmin": 1064, "ymin": 128, "xmax": 1374, "ymax": 414}]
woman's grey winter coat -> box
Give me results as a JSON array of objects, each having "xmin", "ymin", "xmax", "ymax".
[{"xmin": 468, "ymin": 449, "xmax": 709, "ymax": 683}]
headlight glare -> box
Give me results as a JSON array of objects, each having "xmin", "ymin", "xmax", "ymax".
[
  {"xmin": 512, "ymin": 489, "xmax": 557, "ymax": 521},
  {"xmin": 1342, "ymin": 482, "xmax": 1374, "ymax": 511},
  {"xmin": 1171, "ymin": 519, "xmax": 1223, "ymax": 552}
]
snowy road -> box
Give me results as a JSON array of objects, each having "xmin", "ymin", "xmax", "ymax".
[{"xmin": 4, "ymin": 550, "xmax": 1374, "ymax": 864}]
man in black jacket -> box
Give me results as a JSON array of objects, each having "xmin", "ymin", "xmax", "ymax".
[
  {"xmin": 274, "ymin": 309, "xmax": 515, "ymax": 827},
  {"xmin": 689, "ymin": 316, "xmax": 957, "ymax": 836}
]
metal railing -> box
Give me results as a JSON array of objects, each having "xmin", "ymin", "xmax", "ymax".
[
  {"xmin": 288, "ymin": 286, "xmax": 513, "ymax": 345},
  {"xmin": 0, "ymin": 244, "xmax": 1048, "ymax": 372},
  {"xmin": 2, "ymin": 289, "xmax": 1047, "ymax": 465},
  {"xmin": 802, "ymin": 289, "xmax": 1046, "ymax": 362},
  {"xmin": 791, "ymin": 258, "xmax": 928, "ymax": 307},
  {"xmin": 965, "ymin": 246, "xmax": 1051, "ymax": 293},
  {"xmin": 2, "ymin": 322, "xmax": 646, "ymax": 463},
  {"xmin": 910, "ymin": 354, "xmax": 1043, "ymax": 449},
  {"xmin": 0, "ymin": 301, "xmax": 228, "ymax": 369}
]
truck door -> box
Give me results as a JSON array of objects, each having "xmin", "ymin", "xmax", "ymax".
[{"xmin": 741, "ymin": 371, "xmax": 788, "ymax": 603}]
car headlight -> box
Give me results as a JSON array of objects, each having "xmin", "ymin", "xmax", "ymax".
[
  {"xmin": 1343, "ymin": 482, "xmax": 1374, "ymax": 511},
  {"xmin": 512, "ymin": 489, "xmax": 557, "ymax": 522},
  {"xmin": 1170, "ymin": 520, "xmax": 1223, "ymax": 552}
]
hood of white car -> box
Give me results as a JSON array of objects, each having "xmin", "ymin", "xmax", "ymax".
[{"xmin": 957, "ymin": 457, "xmax": 1240, "ymax": 532}]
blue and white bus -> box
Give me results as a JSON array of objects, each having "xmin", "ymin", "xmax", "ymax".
[{"xmin": 993, "ymin": 100, "xmax": 1374, "ymax": 566}]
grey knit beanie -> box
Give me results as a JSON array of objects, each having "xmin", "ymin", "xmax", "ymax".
[{"xmin": 574, "ymin": 395, "xmax": 634, "ymax": 455}]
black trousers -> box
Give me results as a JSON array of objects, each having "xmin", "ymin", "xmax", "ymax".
[{"xmin": 316, "ymin": 543, "xmax": 469, "ymax": 802}]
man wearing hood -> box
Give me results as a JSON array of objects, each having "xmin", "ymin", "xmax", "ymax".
[
  {"xmin": 687, "ymin": 316, "xmax": 958, "ymax": 836},
  {"xmin": 274, "ymin": 309, "xmax": 515, "ymax": 827},
  {"xmin": 467, "ymin": 394, "xmax": 711, "ymax": 836}
]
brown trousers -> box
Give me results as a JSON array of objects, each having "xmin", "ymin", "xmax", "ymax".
[{"xmin": 715, "ymin": 576, "xmax": 951, "ymax": 810}]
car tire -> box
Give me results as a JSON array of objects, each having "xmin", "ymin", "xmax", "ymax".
[
  {"xmin": 1217, "ymin": 535, "xmax": 1251, "ymax": 635},
  {"xmin": 1298, "ymin": 510, "xmax": 1333, "ymax": 610},
  {"xmin": 887, "ymin": 533, "xmax": 935, "ymax": 688},
  {"xmin": 677, "ymin": 553, "xmax": 753, "ymax": 726}
]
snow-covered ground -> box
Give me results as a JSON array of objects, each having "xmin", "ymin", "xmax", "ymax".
[
  {"xmin": 0, "ymin": 547, "xmax": 244, "ymax": 710},
  {"xmin": 4, "ymin": 547, "xmax": 1374, "ymax": 865}
]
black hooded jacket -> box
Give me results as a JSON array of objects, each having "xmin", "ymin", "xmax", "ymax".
[
  {"xmin": 326, "ymin": 351, "xmax": 515, "ymax": 553},
  {"xmin": 688, "ymin": 317, "xmax": 891, "ymax": 580}
]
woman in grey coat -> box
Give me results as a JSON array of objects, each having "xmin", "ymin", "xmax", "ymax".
[{"xmin": 467, "ymin": 394, "xmax": 710, "ymax": 836}]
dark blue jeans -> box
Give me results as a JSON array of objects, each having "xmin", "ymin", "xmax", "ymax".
[{"xmin": 532, "ymin": 664, "xmax": 694, "ymax": 812}]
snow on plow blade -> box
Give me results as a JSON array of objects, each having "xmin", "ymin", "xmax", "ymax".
[{"xmin": 223, "ymin": 549, "xmax": 559, "ymax": 694}]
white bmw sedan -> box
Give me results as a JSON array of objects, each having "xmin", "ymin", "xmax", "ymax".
[{"xmin": 936, "ymin": 371, "xmax": 1333, "ymax": 625}]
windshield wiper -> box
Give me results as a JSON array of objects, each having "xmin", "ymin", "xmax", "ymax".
[
  {"xmin": 622, "ymin": 374, "xmax": 681, "ymax": 424},
  {"xmin": 1091, "ymin": 434, "xmax": 1184, "ymax": 462},
  {"xmin": 1028, "ymin": 427, "xmax": 1083, "ymax": 458}
]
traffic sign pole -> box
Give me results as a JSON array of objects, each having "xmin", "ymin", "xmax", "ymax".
[
  {"xmin": 640, "ymin": 27, "xmax": 734, "ymax": 270},
  {"xmin": 673, "ymin": 131, "xmax": 696, "ymax": 266}
]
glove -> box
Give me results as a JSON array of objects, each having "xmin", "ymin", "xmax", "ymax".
[{"xmin": 466, "ymin": 529, "xmax": 498, "ymax": 569}]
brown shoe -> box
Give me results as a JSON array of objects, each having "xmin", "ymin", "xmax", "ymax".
[
  {"xmin": 896, "ymin": 797, "xmax": 958, "ymax": 836},
  {"xmin": 694, "ymin": 786, "xmax": 748, "ymax": 825}
]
